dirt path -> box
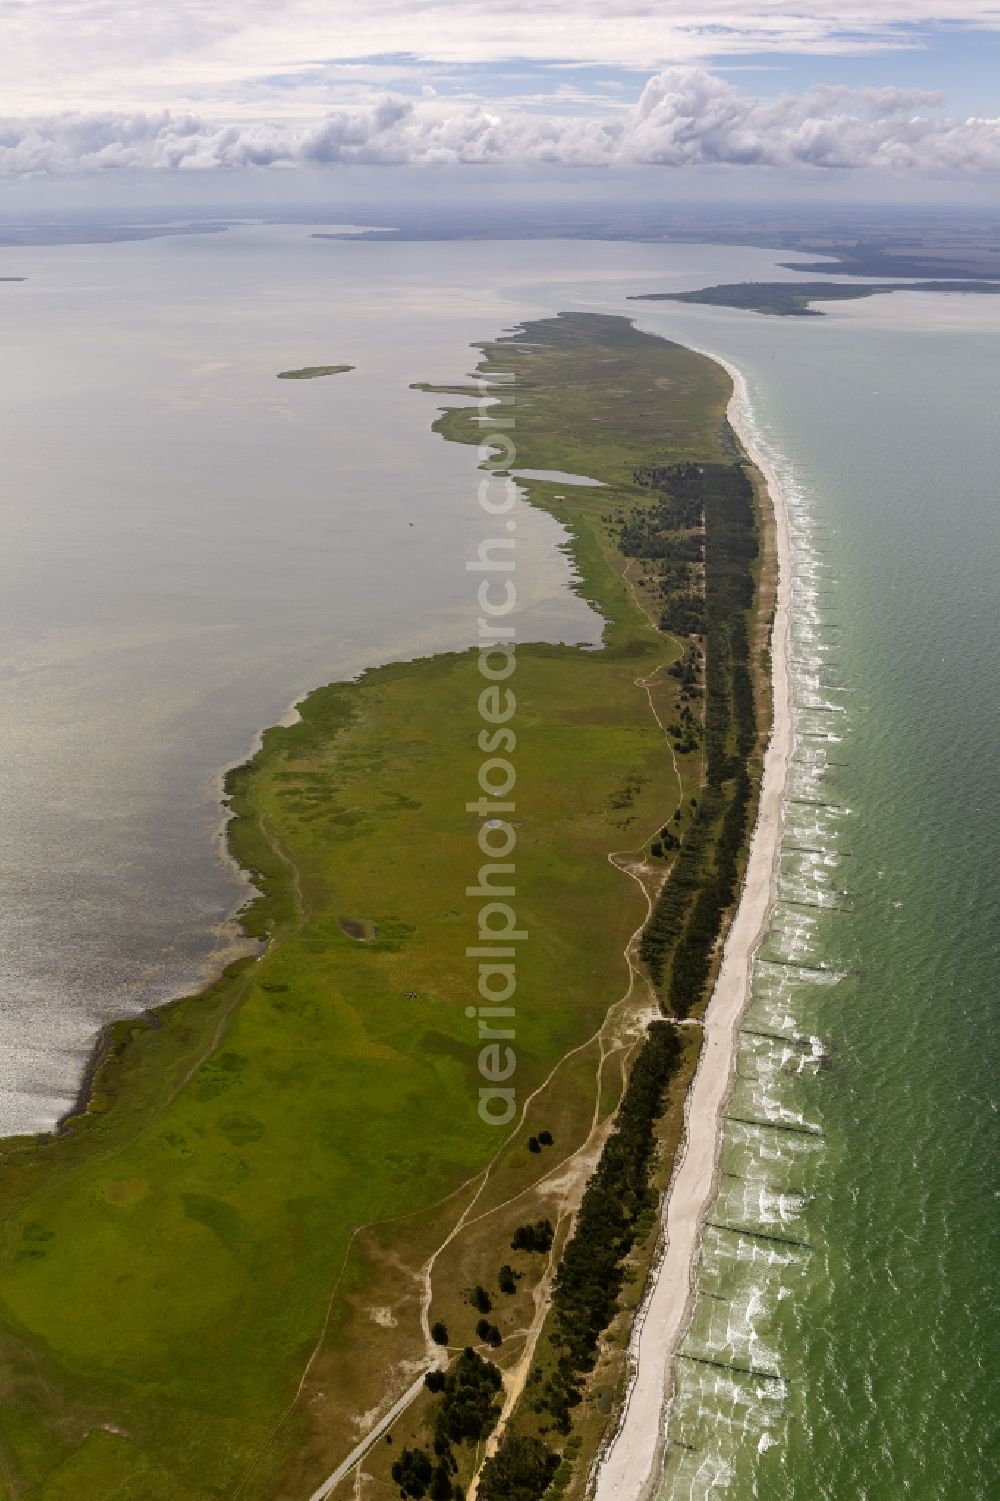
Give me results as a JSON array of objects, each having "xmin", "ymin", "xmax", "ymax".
[
  {"xmin": 462, "ymin": 766, "xmax": 689, "ymax": 1497},
  {"xmin": 305, "ymin": 1372, "xmax": 431, "ymax": 1501},
  {"xmin": 249, "ymin": 512, "xmax": 699, "ymax": 1501},
  {"xmin": 317, "ymin": 554, "xmax": 697, "ymax": 1501}
]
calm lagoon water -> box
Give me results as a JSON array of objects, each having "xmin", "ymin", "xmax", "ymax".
[{"xmin": 1, "ymin": 228, "xmax": 996, "ymax": 1500}]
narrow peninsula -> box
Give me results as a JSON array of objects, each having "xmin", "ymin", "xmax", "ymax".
[
  {"xmin": 0, "ymin": 313, "xmax": 775, "ymax": 1501},
  {"xmin": 631, "ymin": 279, "xmax": 1000, "ymax": 316}
]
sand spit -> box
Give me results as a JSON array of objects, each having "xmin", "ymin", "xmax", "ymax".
[{"xmin": 592, "ymin": 358, "xmax": 795, "ymax": 1501}]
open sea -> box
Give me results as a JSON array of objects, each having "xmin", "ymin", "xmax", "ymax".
[
  {"xmin": 629, "ymin": 293, "xmax": 1000, "ymax": 1501},
  {"xmin": 0, "ymin": 227, "xmax": 996, "ymax": 1498}
]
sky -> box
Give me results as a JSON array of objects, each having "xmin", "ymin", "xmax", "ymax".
[{"xmin": 1, "ymin": 1, "xmax": 998, "ymax": 206}]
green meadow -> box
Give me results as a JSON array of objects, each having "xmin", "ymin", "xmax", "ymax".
[{"xmin": 0, "ymin": 314, "xmax": 732, "ymax": 1500}]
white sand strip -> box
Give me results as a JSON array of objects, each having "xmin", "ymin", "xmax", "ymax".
[{"xmin": 592, "ymin": 357, "xmax": 795, "ymax": 1501}]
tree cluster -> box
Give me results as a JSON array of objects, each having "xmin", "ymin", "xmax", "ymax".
[
  {"xmin": 638, "ymin": 461, "xmax": 761, "ymax": 1016},
  {"xmin": 511, "ymin": 1220, "xmax": 554, "ymax": 1254},
  {"xmin": 477, "ymin": 1435, "xmax": 561, "ymax": 1501},
  {"xmin": 433, "ymin": 1347, "xmax": 503, "ymax": 1447},
  {"xmin": 399, "ymin": 1349, "xmax": 505, "ymax": 1499}
]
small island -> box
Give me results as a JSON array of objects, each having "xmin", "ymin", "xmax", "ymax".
[{"xmin": 276, "ymin": 364, "xmax": 355, "ymax": 379}]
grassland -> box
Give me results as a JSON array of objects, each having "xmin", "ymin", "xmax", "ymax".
[
  {"xmin": 276, "ymin": 365, "xmax": 355, "ymax": 379},
  {"xmin": 0, "ymin": 312, "xmax": 742, "ymax": 1501},
  {"xmin": 630, "ymin": 279, "xmax": 1000, "ymax": 316}
]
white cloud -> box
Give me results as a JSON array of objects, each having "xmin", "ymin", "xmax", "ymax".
[
  {"xmin": 2, "ymin": 69, "xmax": 998, "ymax": 177},
  {"xmin": 2, "ymin": 2, "xmax": 1000, "ymax": 115}
]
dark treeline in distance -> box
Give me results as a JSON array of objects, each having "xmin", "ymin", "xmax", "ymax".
[{"xmin": 630, "ymin": 279, "xmax": 1000, "ymax": 317}]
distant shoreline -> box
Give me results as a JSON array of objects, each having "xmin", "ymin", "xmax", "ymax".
[
  {"xmin": 593, "ymin": 355, "xmax": 794, "ymax": 1501},
  {"xmin": 630, "ymin": 279, "xmax": 1000, "ymax": 317}
]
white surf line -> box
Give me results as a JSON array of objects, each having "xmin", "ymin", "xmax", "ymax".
[{"xmin": 592, "ymin": 355, "xmax": 795, "ymax": 1501}]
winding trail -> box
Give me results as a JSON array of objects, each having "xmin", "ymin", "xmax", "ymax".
[
  {"xmin": 459, "ymin": 631, "xmax": 699, "ymax": 1498},
  {"xmin": 592, "ymin": 360, "xmax": 794, "ymax": 1501}
]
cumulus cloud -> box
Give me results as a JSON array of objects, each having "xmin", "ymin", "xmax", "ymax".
[
  {"xmin": 1, "ymin": 69, "xmax": 998, "ymax": 177},
  {"xmin": 621, "ymin": 71, "xmax": 1000, "ymax": 171}
]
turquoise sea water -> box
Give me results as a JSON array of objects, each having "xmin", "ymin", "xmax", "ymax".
[{"xmin": 624, "ymin": 301, "xmax": 1000, "ymax": 1500}]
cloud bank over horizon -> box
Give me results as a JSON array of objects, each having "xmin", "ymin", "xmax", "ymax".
[
  {"xmin": 1, "ymin": 69, "xmax": 998, "ymax": 179},
  {"xmin": 2, "ymin": 2, "xmax": 998, "ymax": 188}
]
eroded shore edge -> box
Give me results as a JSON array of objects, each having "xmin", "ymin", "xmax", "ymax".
[{"xmin": 593, "ymin": 356, "xmax": 795, "ymax": 1501}]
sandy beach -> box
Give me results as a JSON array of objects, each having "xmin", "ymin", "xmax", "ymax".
[{"xmin": 592, "ymin": 358, "xmax": 795, "ymax": 1501}]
